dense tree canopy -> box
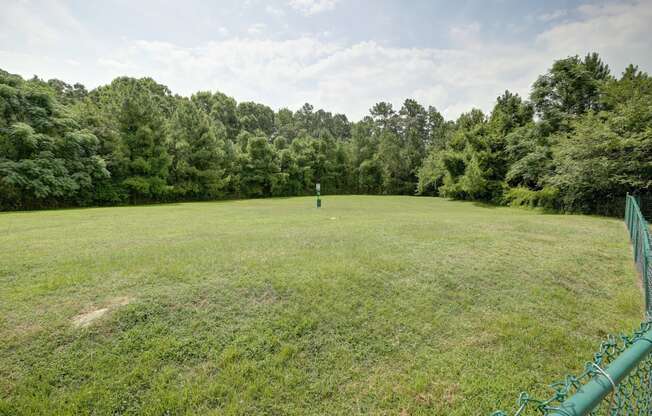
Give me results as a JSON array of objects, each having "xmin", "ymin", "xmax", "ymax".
[
  {"xmin": 1, "ymin": 53, "xmax": 651, "ymax": 215},
  {"xmin": 418, "ymin": 53, "xmax": 652, "ymax": 215}
]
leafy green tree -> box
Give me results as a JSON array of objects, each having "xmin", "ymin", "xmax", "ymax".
[
  {"xmin": 549, "ymin": 111, "xmax": 651, "ymax": 214},
  {"xmin": 600, "ymin": 64, "xmax": 652, "ymax": 115},
  {"xmin": 290, "ymin": 103, "xmax": 351, "ymax": 140},
  {"xmin": 192, "ymin": 91, "xmax": 240, "ymax": 142},
  {"xmin": 504, "ymin": 124, "xmax": 553, "ymax": 189},
  {"xmin": 349, "ymin": 117, "xmax": 381, "ymax": 193},
  {"xmin": 294, "ymin": 103, "xmax": 315, "ymax": 135},
  {"xmin": 288, "ymin": 135, "xmax": 317, "ymax": 193},
  {"xmin": 47, "ymin": 79, "xmax": 88, "ymax": 106},
  {"xmin": 237, "ymin": 101, "xmax": 275, "ymax": 136},
  {"xmin": 2, "ymin": 51, "xmax": 651, "ymax": 215},
  {"xmin": 91, "ymin": 77, "xmax": 172, "ymax": 202},
  {"xmin": 427, "ymin": 91, "xmax": 533, "ymax": 202},
  {"xmin": 233, "ymin": 134, "xmax": 279, "ymax": 197},
  {"xmin": 273, "ymin": 146, "xmax": 303, "ymax": 196},
  {"xmin": 417, "ymin": 150, "xmax": 446, "ymax": 196},
  {"xmin": 426, "ymin": 106, "xmax": 452, "ymax": 150},
  {"xmin": 167, "ymin": 99, "xmax": 228, "ymax": 199},
  {"xmin": 531, "ymin": 52, "xmax": 611, "ymax": 130},
  {"xmin": 417, "ymin": 107, "xmax": 455, "ymax": 195},
  {"xmin": 376, "ymin": 130, "xmax": 411, "ymax": 194},
  {"xmin": 436, "ymin": 109, "xmax": 489, "ymax": 199},
  {"xmin": 330, "ymin": 113, "xmax": 351, "ymax": 140},
  {"xmin": 275, "ymin": 108, "xmax": 298, "ymax": 141},
  {"xmin": 548, "ymin": 68, "xmax": 652, "ymax": 214},
  {"xmin": 0, "ymin": 72, "xmax": 108, "ymax": 209},
  {"xmin": 489, "ymin": 90, "xmax": 534, "ymax": 135},
  {"xmin": 399, "ymin": 99, "xmax": 428, "ymax": 180},
  {"xmin": 370, "ymin": 102, "xmax": 398, "ymax": 133}
]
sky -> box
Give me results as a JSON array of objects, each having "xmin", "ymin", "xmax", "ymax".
[{"xmin": 1, "ymin": 0, "xmax": 651, "ymax": 120}]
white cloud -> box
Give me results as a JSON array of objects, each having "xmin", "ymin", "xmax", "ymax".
[
  {"xmin": 98, "ymin": 58, "xmax": 130, "ymax": 70},
  {"xmin": 247, "ymin": 23, "xmax": 267, "ymax": 35},
  {"xmin": 91, "ymin": 37, "xmax": 541, "ymax": 119},
  {"xmin": 288, "ymin": 0, "xmax": 340, "ymax": 16},
  {"xmin": 0, "ymin": 1, "xmax": 83, "ymax": 47},
  {"xmin": 448, "ymin": 22, "xmax": 482, "ymax": 48},
  {"xmin": 535, "ymin": 0, "xmax": 652, "ymax": 76},
  {"xmin": 266, "ymin": 5, "xmax": 286, "ymax": 17},
  {"xmin": 537, "ymin": 9, "xmax": 567, "ymax": 22},
  {"xmin": 1, "ymin": 0, "xmax": 651, "ymax": 121}
]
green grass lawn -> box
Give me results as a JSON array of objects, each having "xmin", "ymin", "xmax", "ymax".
[{"xmin": 0, "ymin": 196, "xmax": 643, "ymax": 415}]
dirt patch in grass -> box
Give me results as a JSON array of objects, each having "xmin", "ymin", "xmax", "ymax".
[{"xmin": 72, "ymin": 296, "xmax": 132, "ymax": 328}]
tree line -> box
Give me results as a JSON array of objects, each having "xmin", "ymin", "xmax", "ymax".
[{"xmin": 1, "ymin": 52, "xmax": 651, "ymax": 214}]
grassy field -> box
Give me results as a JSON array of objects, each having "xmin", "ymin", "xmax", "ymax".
[{"xmin": 0, "ymin": 196, "xmax": 643, "ymax": 415}]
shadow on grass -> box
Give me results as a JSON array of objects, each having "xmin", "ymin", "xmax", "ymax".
[
  {"xmin": 0, "ymin": 195, "xmax": 319, "ymax": 215},
  {"xmin": 464, "ymin": 199, "xmax": 562, "ymax": 215},
  {"xmin": 0, "ymin": 202, "xmax": 186, "ymax": 215}
]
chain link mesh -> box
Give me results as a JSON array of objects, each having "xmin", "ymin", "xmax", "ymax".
[
  {"xmin": 626, "ymin": 195, "xmax": 652, "ymax": 318},
  {"xmin": 493, "ymin": 195, "xmax": 652, "ymax": 416},
  {"xmin": 493, "ymin": 322, "xmax": 652, "ymax": 415}
]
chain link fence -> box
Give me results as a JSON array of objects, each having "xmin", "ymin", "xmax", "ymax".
[
  {"xmin": 625, "ymin": 194, "xmax": 652, "ymax": 317},
  {"xmin": 493, "ymin": 195, "xmax": 652, "ymax": 416}
]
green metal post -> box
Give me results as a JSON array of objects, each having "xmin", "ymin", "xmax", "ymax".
[
  {"xmin": 628, "ymin": 197, "xmax": 632, "ymax": 232},
  {"xmin": 550, "ymin": 328, "xmax": 652, "ymax": 416},
  {"xmin": 633, "ymin": 197, "xmax": 636, "ymax": 230},
  {"xmin": 625, "ymin": 197, "xmax": 628, "ymax": 229},
  {"xmin": 634, "ymin": 219, "xmax": 640, "ymax": 262},
  {"xmin": 629, "ymin": 198, "xmax": 633, "ymax": 232},
  {"xmin": 644, "ymin": 214, "xmax": 651, "ymax": 314},
  {"xmin": 645, "ymin": 254, "xmax": 651, "ymax": 314}
]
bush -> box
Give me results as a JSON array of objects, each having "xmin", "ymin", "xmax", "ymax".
[{"xmin": 504, "ymin": 186, "xmax": 559, "ymax": 210}]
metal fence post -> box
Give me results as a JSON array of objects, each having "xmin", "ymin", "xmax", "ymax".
[
  {"xmin": 493, "ymin": 195, "xmax": 652, "ymax": 416},
  {"xmin": 549, "ymin": 328, "xmax": 652, "ymax": 416},
  {"xmin": 634, "ymin": 218, "xmax": 640, "ymax": 262},
  {"xmin": 645, "ymin": 254, "xmax": 652, "ymax": 316}
]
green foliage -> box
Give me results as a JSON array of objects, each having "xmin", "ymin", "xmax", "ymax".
[
  {"xmin": 1, "ymin": 51, "xmax": 651, "ymax": 214},
  {"xmin": 99, "ymin": 77, "xmax": 172, "ymax": 202},
  {"xmin": 435, "ymin": 101, "xmax": 519, "ymax": 203},
  {"xmin": 0, "ymin": 72, "xmax": 109, "ymax": 209},
  {"xmin": 237, "ymin": 101, "xmax": 275, "ymax": 136},
  {"xmin": 47, "ymin": 78, "xmax": 88, "ymax": 106},
  {"xmin": 548, "ymin": 109, "xmax": 652, "ymax": 215},
  {"xmin": 503, "ymin": 186, "xmax": 559, "ymax": 210},
  {"xmin": 504, "ymin": 123, "xmax": 553, "ymax": 189},
  {"xmin": 489, "ymin": 90, "xmax": 534, "ymax": 135},
  {"xmin": 234, "ymin": 134, "xmax": 279, "ymax": 197},
  {"xmin": 167, "ymin": 99, "xmax": 228, "ymax": 199},
  {"xmin": 192, "ymin": 91, "xmax": 239, "ymax": 141},
  {"xmin": 531, "ymin": 52, "xmax": 611, "ymax": 131},
  {"xmin": 417, "ymin": 151, "xmax": 447, "ymax": 196},
  {"xmin": 418, "ymin": 53, "xmax": 652, "ymax": 216}
]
